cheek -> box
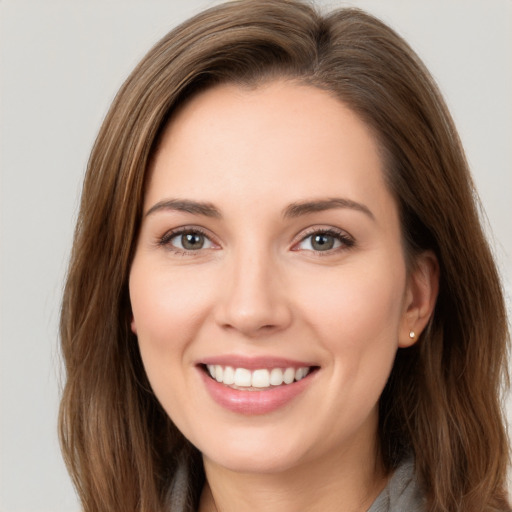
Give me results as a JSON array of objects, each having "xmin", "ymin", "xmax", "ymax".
[
  {"xmin": 272, "ymin": 260, "xmax": 407, "ymax": 451},
  {"xmin": 128, "ymin": 262, "xmax": 217, "ymax": 423},
  {"xmin": 293, "ymin": 259, "xmax": 406, "ymax": 372},
  {"xmin": 128, "ymin": 262, "xmax": 218, "ymax": 416},
  {"xmin": 297, "ymin": 260, "xmax": 406, "ymax": 420},
  {"xmin": 129, "ymin": 263, "xmax": 214, "ymax": 348}
]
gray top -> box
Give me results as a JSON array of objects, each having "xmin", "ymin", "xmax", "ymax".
[
  {"xmin": 167, "ymin": 456, "xmax": 425, "ymax": 511},
  {"xmin": 368, "ymin": 458, "xmax": 425, "ymax": 512}
]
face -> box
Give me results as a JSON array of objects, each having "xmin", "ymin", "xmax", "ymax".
[{"xmin": 129, "ymin": 81, "xmax": 419, "ymax": 476}]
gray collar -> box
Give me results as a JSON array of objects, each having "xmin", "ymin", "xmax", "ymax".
[
  {"xmin": 167, "ymin": 456, "xmax": 425, "ymax": 512},
  {"xmin": 367, "ymin": 457, "xmax": 425, "ymax": 512}
]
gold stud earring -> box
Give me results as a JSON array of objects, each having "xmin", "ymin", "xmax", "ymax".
[{"xmin": 409, "ymin": 331, "xmax": 416, "ymax": 340}]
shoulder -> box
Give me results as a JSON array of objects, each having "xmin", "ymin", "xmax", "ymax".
[{"xmin": 368, "ymin": 457, "xmax": 425, "ymax": 512}]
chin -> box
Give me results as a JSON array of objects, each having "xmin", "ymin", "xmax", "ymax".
[
  {"xmin": 204, "ymin": 449, "xmax": 304, "ymax": 475},
  {"xmin": 196, "ymin": 426, "xmax": 310, "ymax": 475}
]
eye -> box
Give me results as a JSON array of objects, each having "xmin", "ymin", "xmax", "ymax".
[
  {"xmin": 160, "ymin": 228, "xmax": 216, "ymax": 253},
  {"xmin": 294, "ymin": 229, "xmax": 354, "ymax": 253}
]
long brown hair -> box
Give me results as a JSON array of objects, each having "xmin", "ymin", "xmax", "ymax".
[{"xmin": 59, "ymin": 1, "xmax": 510, "ymax": 510}]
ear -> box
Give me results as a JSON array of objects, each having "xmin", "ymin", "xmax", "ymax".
[
  {"xmin": 130, "ymin": 315, "xmax": 138, "ymax": 335},
  {"xmin": 399, "ymin": 250, "xmax": 439, "ymax": 348}
]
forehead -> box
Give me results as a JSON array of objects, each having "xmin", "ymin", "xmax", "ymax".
[{"xmin": 145, "ymin": 81, "xmax": 395, "ymax": 223}]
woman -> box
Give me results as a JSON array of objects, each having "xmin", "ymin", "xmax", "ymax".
[{"xmin": 59, "ymin": 1, "xmax": 511, "ymax": 511}]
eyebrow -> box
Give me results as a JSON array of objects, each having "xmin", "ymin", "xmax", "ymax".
[
  {"xmin": 145, "ymin": 197, "xmax": 374, "ymax": 221},
  {"xmin": 283, "ymin": 198, "xmax": 375, "ymax": 220},
  {"xmin": 145, "ymin": 199, "xmax": 222, "ymax": 218}
]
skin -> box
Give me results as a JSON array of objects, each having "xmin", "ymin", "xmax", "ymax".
[{"xmin": 129, "ymin": 81, "xmax": 438, "ymax": 512}]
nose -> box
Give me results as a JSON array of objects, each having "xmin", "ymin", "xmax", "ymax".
[{"xmin": 214, "ymin": 247, "xmax": 293, "ymax": 338}]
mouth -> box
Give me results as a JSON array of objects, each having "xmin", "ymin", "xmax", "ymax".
[
  {"xmin": 202, "ymin": 364, "xmax": 316, "ymax": 391},
  {"xmin": 197, "ymin": 356, "xmax": 319, "ymax": 414}
]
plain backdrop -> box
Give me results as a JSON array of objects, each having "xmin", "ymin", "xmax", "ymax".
[{"xmin": 1, "ymin": 1, "xmax": 511, "ymax": 510}]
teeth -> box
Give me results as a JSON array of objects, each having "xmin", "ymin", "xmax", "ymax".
[
  {"xmin": 251, "ymin": 369, "xmax": 270, "ymax": 388},
  {"xmin": 283, "ymin": 367, "xmax": 295, "ymax": 384},
  {"xmin": 270, "ymin": 368, "xmax": 284, "ymax": 386},
  {"xmin": 206, "ymin": 365, "xmax": 311, "ymax": 389},
  {"xmin": 295, "ymin": 367, "xmax": 306, "ymax": 381},
  {"xmin": 223, "ymin": 366, "xmax": 235, "ymax": 385},
  {"xmin": 234, "ymin": 368, "xmax": 252, "ymax": 387}
]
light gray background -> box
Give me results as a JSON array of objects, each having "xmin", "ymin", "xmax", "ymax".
[{"xmin": 1, "ymin": 1, "xmax": 511, "ymax": 510}]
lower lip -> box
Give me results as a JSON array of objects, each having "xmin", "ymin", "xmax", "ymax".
[{"xmin": 199, "ymin": 368, "xmax": 314, "ymax": 415}]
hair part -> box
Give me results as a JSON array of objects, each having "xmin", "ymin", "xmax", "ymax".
[{"xmin": 59, "ymin": 1, "xmax": 510, "ymax": 510}]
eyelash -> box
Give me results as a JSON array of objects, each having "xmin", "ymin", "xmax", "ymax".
[
  {"xmin": 293, "ymin": 227, "xmax": 355, "ymax": 255},
  {"xmin": 158, "ymin": 226, "xmax": 355, "ymax": 256},
  {"xmin": 158, "ymin": 227, "xmax": 216, "ymax": 256}
]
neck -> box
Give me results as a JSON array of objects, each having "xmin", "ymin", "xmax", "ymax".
[{"xmin": 198, "ymin": 436, "xmax": 387, "ymax": 512}]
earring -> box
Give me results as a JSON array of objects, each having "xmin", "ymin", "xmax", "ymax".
[{"xmin": 409, "ymin": 331, "xmax": 416, "ymax": 340}]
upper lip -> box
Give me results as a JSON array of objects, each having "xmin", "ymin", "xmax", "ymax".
[{"xmin": 197, "ymin": 355, "xmax": 318, "ymax": 370}]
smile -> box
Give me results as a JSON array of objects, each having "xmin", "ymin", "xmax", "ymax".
[
  {"xmin": 198, "ymin": 359, "xmax": 318, "ymax": 415},
  {"xmin": 206, "ymin": 365, "xmax": 311, "ymax": 390}
]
